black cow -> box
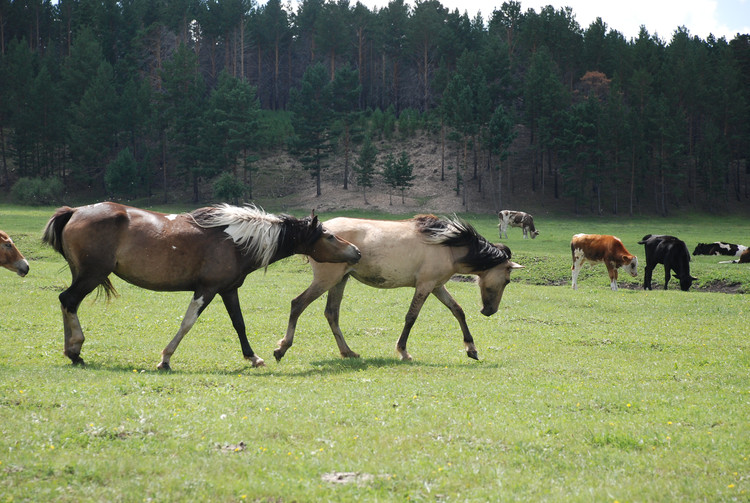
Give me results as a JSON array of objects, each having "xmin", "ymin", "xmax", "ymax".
[
  {"xmin": 692, "ymin": 242, "xmax": 747, "ymax": 257},
  {"xmin": 638, "ymin": 234, "xmax": 697, "ymax": 291}
]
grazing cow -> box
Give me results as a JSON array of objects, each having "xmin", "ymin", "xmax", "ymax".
[
  {"xmin": 0, "ymin": 230, "xmax": 29, "ymax": 277},
  {"xmin": 638, "ymin": 234, "xmax": 696, "ymax": 291},
  {"xmin": 692, "ymin": 242, "xmax": 747, "ymax": 257},
  {"xmin": 719, "ymin": 248, "xmax": 750, "ymax": 264},
  {"xmin": 571, "ymin": 234, "xmax": 638, "ymax": 291},
  {"xmin": 498, "ymin": 210, "xmax": 539, "ymax": 239}
]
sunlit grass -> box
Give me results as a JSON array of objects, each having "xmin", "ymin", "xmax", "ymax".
[{"xmin": 0, "ymin": 205, "xmax": 748, "ymax": 501}]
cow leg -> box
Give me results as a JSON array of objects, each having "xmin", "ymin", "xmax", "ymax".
[
  {"xmin": 662, "ymin": 261, "xmax": 671, "ymax": 290},
  {"xmin": 498, "ymin": 223, "xmax": 507, "ymax": 239},
  {"xmin": 431, "ymin": 285, "xmax": 477, "ymax": 360},
  {"xmin": 607, "ymin": 265, "xmax": 619, "ymax": 291},
  {"xmin": 571, "ymin": 250, "xmax": 585, "ymax": 290},
  {"xmin": 522, "ymin": 227, "xmax": 528, "ymax": 239},
  {"xmin": 275, "ymin": 266, "xmax": 347, "ymax": 361},
  {"xmin": 220, "ymin": 289, "xmax": 265, "ymax": 368},
  {"xmin": 158, "ymin": 292, "xmax": 215, "ymax": 371},
  {"xmin": 396, "ymin": 287, "xmax": 431, "ymax": 361},
  {"xmin": 324, "ymin": 275, "xmax": 359, "ymax": 358},
  {"xmin": 643, "ymin": 263, "xmax": 654, "ymax": 290},
  {"xmin": 59, "ymin": 277, "xmax": 103, "ymax": 365}
]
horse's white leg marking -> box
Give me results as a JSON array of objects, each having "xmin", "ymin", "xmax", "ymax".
[
  {"xmin": 158, "ymin": 296, "xmax": 205, "ymax": 369},
  {"xmin": 62, "ymin": 306, "xmax": 85, "ymax": 360},
  {"xmin": 571, "ymin": 249, "xmax": 585, "ymax": 290}
]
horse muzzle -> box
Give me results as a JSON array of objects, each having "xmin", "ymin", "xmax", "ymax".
[
  {"xmin": 480, "ymin": 305, "xmax": 498, "ymax": 317},
  {"xmin": 347, "ymin": 246, "xmax": 362, "ymax": 265},
  {"xmin": 14, "ymin": 259, "xmax": 29, "ymax": 277}
]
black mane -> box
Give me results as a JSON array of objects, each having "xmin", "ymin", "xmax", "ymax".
[{"xmin": 415, "ymin": 214, "xmax": 511, "ymax": 271}]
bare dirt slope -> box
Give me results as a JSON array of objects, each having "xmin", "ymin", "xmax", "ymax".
[{"xmin": 251, "ymin": 131, "xmax": 538, "ymax": 216}]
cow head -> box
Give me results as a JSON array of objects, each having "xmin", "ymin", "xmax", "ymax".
[
  {"xmin": 623, "ymin": 255, "xmax": 638, "ymax": 277},
  {"xmin": 530, "ymin": 229, "xmax": 540, "ymax": 239},
  {"xmin": 674, "ymin": 273, "xmax": 697, "ymax": 291}
]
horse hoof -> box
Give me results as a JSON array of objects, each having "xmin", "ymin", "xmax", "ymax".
[
  {"xmin": 157, "ymin": 362, "xmax": 171, "ymax": 371},
  {"xmin": 273, "ymin": 349, "xmax": 284, "ymax": 362},
  {"xmin": 251, "ymin": 356, "xmax": 265, "ymax": 368},
  {"xmin": 72, "ymin": 357, "xmax": 85, "ymax": 366},
  {"xmin": 341, "ymin": 351, "xmax": 360, "ymax": 358},
  {"xmin": 467, "ymin": 350, "xmax": 479, "ymax": 360}
]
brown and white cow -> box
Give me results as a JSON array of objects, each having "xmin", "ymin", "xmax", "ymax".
[
  {"xmin": 719, "ymin": 248, "xmax": 750, "ymax": 264},
  {"xmin": 0, "ymin": 230, "xmax": 29, "ymax": 277},
  {"xmin": 498, "ymin": 210, "xmax": 539, "ymax": 239},
  {"xmin": 571, "ymin": 234, "xmax": 637, "ymax": 291}
]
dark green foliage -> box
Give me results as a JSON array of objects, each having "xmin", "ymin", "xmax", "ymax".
[
  {"xmin": 353, "ymin": 134, "xmax": 377, "ymax": 203},
  {"xmin": 105, "ymin": 148, "xmax": 138, "ymax": 197},
  {"xmin": 213, "ymin": 172, "xmax": 246, "ymax": 204},
  {"xmin": 11, "ymin": 177, "xmax": 64, "ymax": 205},
  {"xmin": 289, "ymin": 63, "xmax": 334, "ymax": 197},
  {"xmin": 383, "ymin": 151, "xmax": 415, "ymax": 204},
  {"xmin": 0, "ymin": 0, "xmax": 747, "ymax": 212}
]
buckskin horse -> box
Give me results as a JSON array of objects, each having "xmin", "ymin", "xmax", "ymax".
[
  {"xmin": 42, "ymin": 202, "xmax": 361, "ymax": 370},
  {"xmin": 273, "ymin": 214, "xmax": 523, "ymax": 362},
  {"xmin": 0, "ymin": 230, "xmax": 29, "ymax": 277}
]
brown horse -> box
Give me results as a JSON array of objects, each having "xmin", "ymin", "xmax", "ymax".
[
  {"xmin": 42, "ymin": 202, "xmax": 361, "ymax": 370},
  {"xmin": 0, "ymin": 230, "xmax": 29, "ymax": 277},
  {"xmin": 274, "ymin": 214, "xmax": 523, "ymax": 362}
]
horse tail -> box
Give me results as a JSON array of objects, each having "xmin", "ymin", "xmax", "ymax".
[{"xmin": 42, "ymin": 206, "xmax": 76, "ymax": 258}]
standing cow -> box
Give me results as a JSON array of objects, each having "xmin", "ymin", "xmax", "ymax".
[
  {"xmin": 638, "ymin": 234, "xmax": 696, "ymax": 291},
  {"xmin": 571, "ymin": 234, "xmax": 638, "ymax": 291},
  {"xmin": 498, "ymin": 210, "xmax": 539, "ymax": 239},
  {"xmin": 0, "ymin": 230, "xmax": 29, "ymax": 277}
]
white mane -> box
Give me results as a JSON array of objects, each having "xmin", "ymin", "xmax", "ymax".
[{"xmin": 196, "ymin": 204, "xmax": 283, "ymax": 268}]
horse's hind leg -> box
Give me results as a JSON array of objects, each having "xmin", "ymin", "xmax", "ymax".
[
  {"xmin": 158, "ymin": 292, "xmax": 214, "ymax": 371},
  {"xmin": 432, "ymin": 285, "xmax": 478, "ymax": 360},
  {"xmin": 220, "ymin": 289, "xmax": 265, "ymax": 368},
  {"xmin": 59, "ymin": 278, "xmax": 102, "ymax": 365},
  {"xmin": 324, "ymin": 276, "xmax": 359, "ymax": 358}
]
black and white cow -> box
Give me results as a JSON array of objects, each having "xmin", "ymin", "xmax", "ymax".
[
  {"xmin": 692, "ymin": 241, "xmax": 747, "ymax": 257},
  {"xmin": 498, "ymin": 210, "xmax": 539, "ymax": 239},
  {"xmin": 638, "ymin": 234, "xmax": 696, "ymax": 291}
]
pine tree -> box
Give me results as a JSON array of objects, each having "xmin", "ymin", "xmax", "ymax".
[{"xmin": 354, "ymin": 134, "xmax": 377, "ymax": 204}]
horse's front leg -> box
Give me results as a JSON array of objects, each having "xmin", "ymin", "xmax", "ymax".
[
  {"xmin": 158, "ymin": 292, "xmax": 214, "ymax": 371},
  {"xmin": 396, "ymin": 287, "xmax": 431, "ymax": 361},
  {"xmin": 275, "ymin": 281, "xmax": 332, "ymax": 362},
  {"xmin": 324, "ymin": 276, "xmax": 359, "ymax": 358},
  {"xmin": 431, "ymin": 285, "xmax": 478, "ymax": 360},
  {"xmin": 220, "ymin": 289, "xmax": 264, "ymax": 368}
]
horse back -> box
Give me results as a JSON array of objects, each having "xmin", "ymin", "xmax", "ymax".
[{"xmin": 321, "ymin": 217, "xmax": 456, "ymax": 288}]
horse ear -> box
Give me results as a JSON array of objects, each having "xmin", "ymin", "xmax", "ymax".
[
  {"xmin": 310, "ymin": 209, "xmax": 316, "ymax": 218},
  {"xmin": 509, "ymin": 261, "xmax": 524, "ymax": 269}
]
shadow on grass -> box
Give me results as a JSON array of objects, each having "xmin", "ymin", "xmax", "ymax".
[{"xmin": 52, "ymin": 354, "xmax": 502, "ymax": 378}]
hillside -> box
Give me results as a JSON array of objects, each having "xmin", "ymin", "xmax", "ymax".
[{"xmin": 250, "ymin": 126, "xmax": 569, "ymax": 218}]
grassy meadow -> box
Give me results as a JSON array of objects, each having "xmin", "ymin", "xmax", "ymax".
[{"xmin": 1, "ymin": 204, "xmax": 748, "ymax": 502}]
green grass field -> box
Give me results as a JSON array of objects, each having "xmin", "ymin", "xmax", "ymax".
[{"xmin": 1, "ymin": 205, "xmax": 748, "ymax": 502}]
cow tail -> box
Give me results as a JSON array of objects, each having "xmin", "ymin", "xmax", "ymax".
[{"xmin": 42, "ymin": 206, "xmax": 75, "ymax": 259}]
